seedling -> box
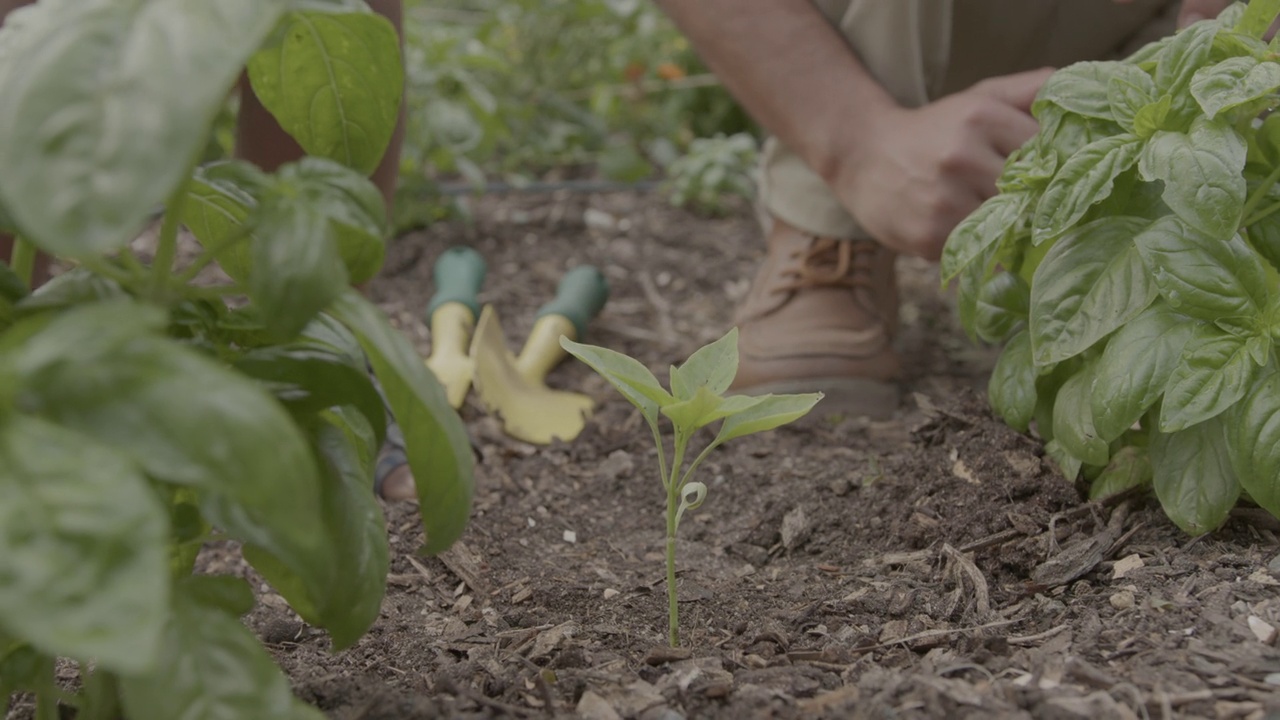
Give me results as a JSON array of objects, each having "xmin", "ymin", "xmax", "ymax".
[
  {"xmin": 562, "ymin": 329, "xmax": 821, "ymax": 646},
  {"xmin": 943, "ymin": 1, "xmax": 1280, "ymax": 534}
]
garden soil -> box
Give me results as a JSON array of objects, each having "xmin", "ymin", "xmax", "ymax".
[{"xmin": 19, "ymin": 191, "xmax": 1280, "ymax": 719}]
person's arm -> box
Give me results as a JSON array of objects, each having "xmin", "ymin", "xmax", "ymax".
[
  {"xmin": 657, "ymin": 0, "xmax": 1048, "ymax": 260},
  {"xmin": 655, "ymin": 0, "xmax": 894, "ymax": 200}
]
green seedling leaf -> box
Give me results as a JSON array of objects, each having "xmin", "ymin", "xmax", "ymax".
[
  {"xmin": 1052, "ymin": 363, "xmax": 1109, "ymax": 467},
  {"xmin": 1107, "ymin": 64, "xmax": 1158, "ymax": 130},
  {"xmin": 1139, "ymin": 118, "xmax": 1247, "ymax": 239},
  {"xmin": 1032, "ymin": 61, "xmax": 1122, "ymax": 121},
  {"xmin": 561, "ymin": 337, "xmax": 674, "ymax": 423},
  {"xmin": 662, "ymin": 385, "xmax": 729, "ymax": 432},
  {"xmin": 1090, "ymin": 445, "xmax": 1153, "ymax": 501},
  {"xmin": 1134, "ymin": 215, "xmax": 1270, "ymax": 321},
  {"xmin": 1151, "ymin": 416, "xmax": 1239, "ymax": 535},
  {"xmin": 988, "ymin": 329, "xmax": 1037, "ymax": 432},
  {"xmin": 1045, "ymin": 439, "xmax": 1083, "ymax": 481},
  {"xmin": 119, "ymin": 589, "xmax": 299, "ymax": 720},
  {"xmin": 974, "ymin": 272, "xmax": 1030, "ymax": 344},
  {"xmin": 1190, "ymin": 57, "xmax": 1280, "ymax": 120},
  {"xmin": 246, "ymin": 411, "xmax": 389, "ymax": 650},
  {"xmin": 1032, "ymin": 133, "xmax": 1142, "ymax": 244},
  {"xmin": 1091, "ymin": 304, "xmax": 1200, "ymax": 441},
  {"xmin": 1228, "ymin": 371, "xmax": 1280, "ymax": 519},
  {"xmin": 247, "ymin": 8, "xmax": 403, "ymax": 174},
  {"xmin": 669, "ymin": 327, "xmax": 738, "ymax": 400},
  {"xmin": 1160, "ymin": 328, "xmax": 1256, "ymax": 431},
  {"xmin": 329, "ymin": 291, "xmax": 473, "ymax": 555},
  {"xmin": 714, "ymin": 392, "xmax": 822, "ymax": 444},
  {"xmin": 941, "ymin": 192, "xmax": 1027, "ymax": 283},
  {"xmin": 0, "ymin": 641, "xmax": 47, "ymax": 699},
  {"xmin": 0, "ymin": 416, "xmax": 168, "ymax": 674},
  {"xmin": 1029, "ymin": 216, "xmax": 1156, "ymax": 365},
  {"xmin": 0, "ymin": 0, "xmax": 286, "ymax": 256}
]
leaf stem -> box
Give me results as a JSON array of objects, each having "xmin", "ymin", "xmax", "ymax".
[
  {"xmin": 9, "ymin": 235, "xmax": 34, "ymax": 287},
  {"xmin": 1244, "ymin": 196, "xmax": 1280, "ymax": 227},
  {"xmin": 33, "ymin": 656, "xmax": 59, "ymax": 720},
  {"xmin": 1242, "ymin": 163, "xmax": 1280, "ymax": 223},
  {"xmin": 152, "ymin": 172, "xmax": 195, "ymax": 300},
  {"xmin": 666, "ymin": 430, "xmax": 689, "ymax": 647},
  {"xmin": 176, "ymin": 226, "xmax": 252, "ymax": 285},
  {"xmin": 648, "ymin": 419, "xmax": 670, "ymax": 492}
]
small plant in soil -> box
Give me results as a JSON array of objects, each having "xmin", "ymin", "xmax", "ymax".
[
  {"xmin": 943, "ymin": 1, "xmax": 1280, "ymax": 534},
  {"xmin": 562, "ymin": 328, "xmax": 821, "ymax": 646},
  {"xmin": 0, "ymin": 1, "xmax": 472, "ymax": 717}
]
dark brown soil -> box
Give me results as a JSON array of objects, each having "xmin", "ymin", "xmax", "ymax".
[{"xmin": 17, "ymin": 191, "xmax": 1280, "ymax": 720}]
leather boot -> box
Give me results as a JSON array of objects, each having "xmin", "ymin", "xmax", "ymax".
[{"xmin": 730, "ymin": 218, "xmax": 901, "ymax": 419}]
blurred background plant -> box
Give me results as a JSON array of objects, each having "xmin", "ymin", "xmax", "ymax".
[{"xmin": 391, "ymin": 0, "xmax": 759, "ymax": 229}]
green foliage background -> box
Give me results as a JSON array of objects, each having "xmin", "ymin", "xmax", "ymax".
[{"xmin": 397, "ymin": 0, "xmax": 758, "ymax": 224}]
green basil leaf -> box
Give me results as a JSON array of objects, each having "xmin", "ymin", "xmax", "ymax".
[
  {"xmin": 1091, "ymin": 304, "xmax": 1200, "ymax": 441},
  {"xmin": 996, "ymin": 146, "xmax": 1057, "ymax": 194},
  {"xmin": 1029, "ymin": 216, "xmax": 1156, "ymax": 365},
  {"xmin": 0, "ymin": 416, "xmax": 168, "ymax": 674},
  {"xmin": 987, "ymin": 329, "xmax": 1037, "ymax": 432},
  {"xmin": 1044, "ymin": 439, "xmax": 1083, "ymax": 481},
  {"xmin": 177, "ymin": 575, "xmax": 256, "ymax": 617},
  {"xmin": 1150, "ymin": 416, "xmax": 1239, "ymax": 535},
  {"xmin": 118, "ymin": 589, "xmax": 298, "ymax": 720},
  {"xmin": 714, "ymin": 392, "xmax": 823, "ymax": 445},
  {"xmin": 245, "ymin": 411, "xmax": 388, "ymax": 650},
  {"xmin": 1155, "ymin": 21, "xmax": 1217, "ymax": 94},
  {"xmin": 668, "ymin": 327, "xmax": 738, "ymax": 400},
  {"xmin": 1033, "ymin": 108, "xmax": 1125, "ymax": 165},
  {"xmin": 1032, "ymin": 61, "xmax": 1121, "ymax": 121},
  {"xmin": 1032, "ymin": 134, "xmax": 1142, "ymax": 244},
  {"xmin": 0, "ymin": 0, "xmax": 285, "ymax": 256},
  {"xmin": 1233, "ymin": 0, "xmax": 1280, "ymax": 39},
  {"xmin": 1160, "ymin": 328, "xmax": 1256, "ymax": 431},
  {"xmin": 13, "ymin": 267, "xmax": 127, "ymax": 317},
  {"xmin": 1228, "ymin": 370, "xmax": 1280, "ymax": 519},
  {"xmin": 1134, "ymin": 215, "xmax": 1270, "ymax": 320},
  {"xmin": 1190, "ymin": 56, "xmax": 1280, "ymax": 120},
  {"xmin": 1052, "ymin": 362, "xmax": 1109, "ymax": 467},
  {"xmin": 974, "ymin": 271, "xmax": 1030, "ymax": 344},
  {"xmin": 1138, "ymin": 118, "xmax": 1247, "ymax": 239},
  {"xmin": 328, "ymin": 291, "xmax": 474, "ymax": 555},
  {"xmin": 1089, "ymin": 445, "xmax": 1153, "ymax": 501},
  {"xmin": 1132, "ymin": 94, "xmax": 1175, "ymax": 139},
  {"xmin": 1106, "ymin": 64, "xmax": 1158, "ymax": 130},
  {"xmin": 247, "ymin": 9, "xmax": 403, "ymax": 174},
  {"xmin": 19, "ymin": 324, "xmax": 330, "ymax": 593},
  {"xmin": 941, "ymin": 192, "xmax": 1027, "ymax": 283},
  {"xmin": 234, "ymin": 343, "xmax": 387, "ymax": 449},
  {"xmin": 182, "ymin": 162, "xmax": 265, "ymax": 283}
]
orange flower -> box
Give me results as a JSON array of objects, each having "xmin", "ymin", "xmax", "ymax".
[{"xmin": 656, "ymin": 62, "xmax": 686, "ymax": 80}]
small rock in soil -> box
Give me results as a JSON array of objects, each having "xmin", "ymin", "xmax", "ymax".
[
  {"xmin": 643, "ymin": 645, "xmax": 692, "ymax": 666},
  {"xmin": 781, "ymin": 506, "xmax": 812, "ymax": 550},
  {"xmin": 577, "ymin": 690, "xmax": 623, "ymax": 720},
  {"xmin": 1110, "ymin": 590, "xmax": 1135, "ymax": 611}
]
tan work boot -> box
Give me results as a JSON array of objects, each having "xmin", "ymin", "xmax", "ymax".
[{"xmin": 729, "ymin": 218, "xmax": 901, "ymax": 419}]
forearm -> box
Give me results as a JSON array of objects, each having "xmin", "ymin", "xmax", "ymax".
[{"xmin": 656, "ymin": 0, "xmax": 897, "ymax": 184}]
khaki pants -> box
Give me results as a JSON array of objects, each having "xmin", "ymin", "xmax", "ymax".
[{"xmin": 761, "ymin": 0, "xmax": 1180, "ymax": 239}]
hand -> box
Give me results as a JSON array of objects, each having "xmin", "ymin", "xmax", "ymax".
[{"xmin": 830, "ymin": 68, "xmax": 1052, "ymax": 261}]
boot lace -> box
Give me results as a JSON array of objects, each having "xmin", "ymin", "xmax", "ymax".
[{"xmin": 777, "ymin": 237, "xmax": 878, "ymax": 293}]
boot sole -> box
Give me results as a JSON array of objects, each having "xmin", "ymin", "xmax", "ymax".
[{"xmin": 735, "ymin": 377, "xmax": 900, "ymax": 420}]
